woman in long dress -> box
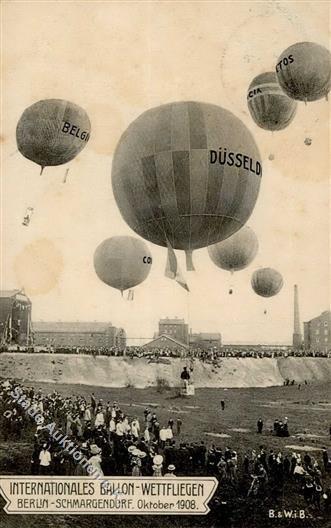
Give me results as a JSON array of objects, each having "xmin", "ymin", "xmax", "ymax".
[{"xmin": 88, "ymin": 454, "xmax": 104, "ymax": 476}]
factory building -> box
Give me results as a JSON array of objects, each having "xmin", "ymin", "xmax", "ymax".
[
  {"xmin": 32, "ymin": 321, "xmax": 126, "ymax": 349},
  {"xmin": 304, "ymin": 311, "xmax": 331, "ymax": 353}
]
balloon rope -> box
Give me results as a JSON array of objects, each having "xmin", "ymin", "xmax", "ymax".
[{"xmin": 185, "ymin": 249, "xmax": 195, "ymax": 271}]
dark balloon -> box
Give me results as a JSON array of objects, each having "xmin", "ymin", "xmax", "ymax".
[
  {"xmin": 276, "ymin": 42, "xmax": 331, "ymax": 102},
  {"xmin": 16, "ymin": 99, "xmax": 91, "ymax": 171},
  {"xmin": 251, "ymin": 268, "xmax": 283, "ymax": 298},
  {"xmin": 94, "ymin": 236, "xmax": 152, "ymax": 293},
  {"xmin": 247, "ymin": 72, "xmax": 297, "ymax": 131},
  {"xmin": 112, "ymin": 101, "xmax": 262, "ymax": 260},
  {"xmin": 208, "ymin": 226, "xmax": 258, "ymax": 273}
]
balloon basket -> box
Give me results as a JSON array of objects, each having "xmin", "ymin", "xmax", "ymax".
[{"xmin": 180, "ymin": 383, "xmax": 195, "ymax": 397}]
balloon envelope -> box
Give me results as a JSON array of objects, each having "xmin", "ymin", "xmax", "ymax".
[
  {"xmin": 276, "ymin": 42, "xmax": 331, "ymax": 102},
  {"xmin": 247, "ymin": 72, "xmax": 297, "ymax": 131},
  {"xmin": 112, "ymin": 101, "xmax": 262, "ymax": 253},
  {"xmin": 251, "ymin": 268, "xmax": 283, "ymax": 298},
  {"xmin": 208, "ymin": 225, "xmax": 258, "ymax": 272},
  {"xmin": 16, "ymin": 99, "xmax": 91, "ymax": 169},
  {"xmin": 94, "ymin": 236, "xmax": 152, "ymax": 292}
]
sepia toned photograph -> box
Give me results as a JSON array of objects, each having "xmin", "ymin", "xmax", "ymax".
[{"xmin": 0, "ymin": 1, "xmax": 330, "ymax": 527}]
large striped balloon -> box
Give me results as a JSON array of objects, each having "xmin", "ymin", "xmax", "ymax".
[
  {"xmin": 247, "ymin": 72, "xmax": 297, "ymax": 131},
  {"xmin": 251, "ymin": 268, "xmax": 283, "ymax": 298},
  {"xmin": 276, "ymin": 42, "xmax": 331, "ymax": 102},
  {"xmin": 17, "ymin": 99, "xmax": 91, "ymax": 172},
  {"xmin": 112, "ymin": 101, "xmax": 262, "ymax": 259},
  {"xmin": 94, "ymin": 236, "xmax": 152, "ymax": 293},
  {"xmin": 208, "ymin": 225, "xmax": 258, "ymax": 272}
]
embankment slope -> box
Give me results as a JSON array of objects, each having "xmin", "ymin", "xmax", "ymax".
[{"xmin": 0, "ymin": 353, "xmax": 330, "ymax": 388}]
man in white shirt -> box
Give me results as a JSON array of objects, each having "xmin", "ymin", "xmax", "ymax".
[
  {"xmin": 116, "ymin": 420, "xmax": 125, "ymax": 437},
  {"xmin": 84, "ymin": 405, "xmax": 92, "ymax": 422},
  {"xmin": 94, "ymin": 410, "xmax": 105, "ymax": 427},
  {"xmin": 39, "ymin": 444, "xmax": 51, "ymax": 474},
  {"xmin": 131, "ymin": 418, "xmax": 140, "ymax": 439}
]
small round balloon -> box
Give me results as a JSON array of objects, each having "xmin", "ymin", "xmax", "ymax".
[
  {"xmin": 16, "ymin": 99, "xmax": 91, "ymax": 173},
  {"xmin": 251, "ymin": 268, "xmax": 283, "ymax": 298},
  {"xmin": 276, "ymin": 42, "xmax": 331, "ymax": 102},
  {"xmin": 208, "ymin": 225, "xmax": 258, "ymax": 273},
  {"xmin": 94, "ymin": 236, "xmax": 152, "ymax": 294},
  {"xmin": 247, "ymin": 72, "xmax": 297, "ymax": 131}
]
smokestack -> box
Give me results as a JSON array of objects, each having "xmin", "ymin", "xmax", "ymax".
[{"xmin": 293, "ymin": 284, "xmax": 302, "ymax": 349}]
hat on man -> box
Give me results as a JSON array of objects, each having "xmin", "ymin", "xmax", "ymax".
[
  {"xmin": 90, "ymin": 444, "xmax": 102, "ymax": 455},
  {"xmin": 167, "ymin": 464, "xmax": 176, "ymax": 471},
  {"xmin": 153, "ymin": 455, "xmax": 163, "ymax": 466}
]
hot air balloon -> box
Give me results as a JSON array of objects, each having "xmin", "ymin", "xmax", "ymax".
[
  {"xmin": 94, "ymin": 236, "xmax": 152, "ymax": 294},
  {"xmin": 276, "ymin": 42, "xmax": 331, "ymax": 102},
  {"xmin": 16, "ymin": 99, "xmax": 91, "ymax": 173},
  {"xmin": 208, "ymin": 225, "xmax": 258, "ymax": 294},
  {"xmin": 247, "ymin": 72, "xmax": 297, "ymax": 131},
  {"xmin": 208, "ymin": 225, "xmax": 258, "ymax": 272},
  {"xmin": 112, "ymin": 101, "xmax": 262, "ymax": 271},
  {"xmin": 251, "ymin": 268, "xmax": 283, "ymax": 297}
]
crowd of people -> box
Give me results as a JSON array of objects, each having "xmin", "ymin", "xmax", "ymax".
[
  {"xmin": 1, "ymin": 344, "xmax": 330, "ymax": 359},
  {"xmin": 0, "ymin": 377, "xmax": 330, "ymax": 512}
]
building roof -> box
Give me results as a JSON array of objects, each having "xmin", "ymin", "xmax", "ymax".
[
  {"xmin": 192, "ymin": 332, "xmax": 222, "ymax": 340},
  {"xmin": 142, "ymin": 334, "xmax": 189, "ymax": 349},
  {"xmin": 159, "ymin": 318, "xmax": 186, "ymax": 325},
  {"xmin": 32, "ymin": 322, "xmax": 113, "ymax": 333},
  {"xmin": 0, "ymin": 290, "xmax": 31, "ymax": 304},
  {"xmin": 0, "ymin": 289, "xmax": 23, "ymax": 298},
  {"xmin": 304, "ymin": 310, "xmax": 331, "ymax": 324}
]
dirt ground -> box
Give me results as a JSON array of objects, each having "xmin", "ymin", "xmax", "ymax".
[{"xmin": 0, "ymin": 380, "xmax": 330, "ymax": 528}]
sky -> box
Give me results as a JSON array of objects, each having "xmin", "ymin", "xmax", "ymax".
[{"xmin": 1, "ymin": 1, "xmax": 330, "ymax": 345}]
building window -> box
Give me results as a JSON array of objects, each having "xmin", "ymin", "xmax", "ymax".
[
  {"xmin": 324, "ymin": 321, "xmax": 328, "ymax": 326},
  {"xmin": 316, "ymin": 330, "xmax": 319, "ymax": 335},
  {"xmin": 325, "ymin": 337, "xmax": 328, "ymax": 342},
  {"xmin": 325, "ymin": 329, "xmax": 328, "ymax": 335}
]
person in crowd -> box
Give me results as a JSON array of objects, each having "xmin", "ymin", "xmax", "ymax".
[
  {"xmin": 94, "ymin": 408, "xmax": 105, "ymax": 428},
  {"xmin": 164, "ymin": 464, "xmax": 176, "ymax": 477},
  {"xmin": 257, "ymin": 418, "xmax": 263, "ymax": 434},
  {"xmin": 88, "ymin": 444, "xmax": 104, "ymax": 476},
  {"xmin": 180, "ymin": 367, "xmax": 190, "ymax": 388},
  {"xmin": 83, "ymin": 405, "xmax": 92, "ymax": 423},
  {"xmin": 91, "ymin": 393, "xmax": 96, "ymax": 414},
  {"xmin": 0, "ymin": 376, "xmax": 328, "ymax": 516},
  {"xmin": 39, "ymin": 443, "xmax": 51, "ymax": 474},
  {"xmin": 152, "ymin": 455, "xmax": 163, "ymax": 477},
  {"xmin": 313, "ymin": 478, "xmax": 323, "ymax": 509},
  {"xmin": 303, "ymin": 476, "xmax": 314, "ymax": 503},
  {"xmin": 322, "ymin": 448, "xmax": 330, "ymax": 471},
  {"xmin": 176, "ymin": 418, "xmax": 182, "ymax": 436}
]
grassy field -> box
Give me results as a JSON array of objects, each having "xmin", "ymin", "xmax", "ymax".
[{"xmin": 0, "ymin": 380, "xmax": 330, "ymax": 528}]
